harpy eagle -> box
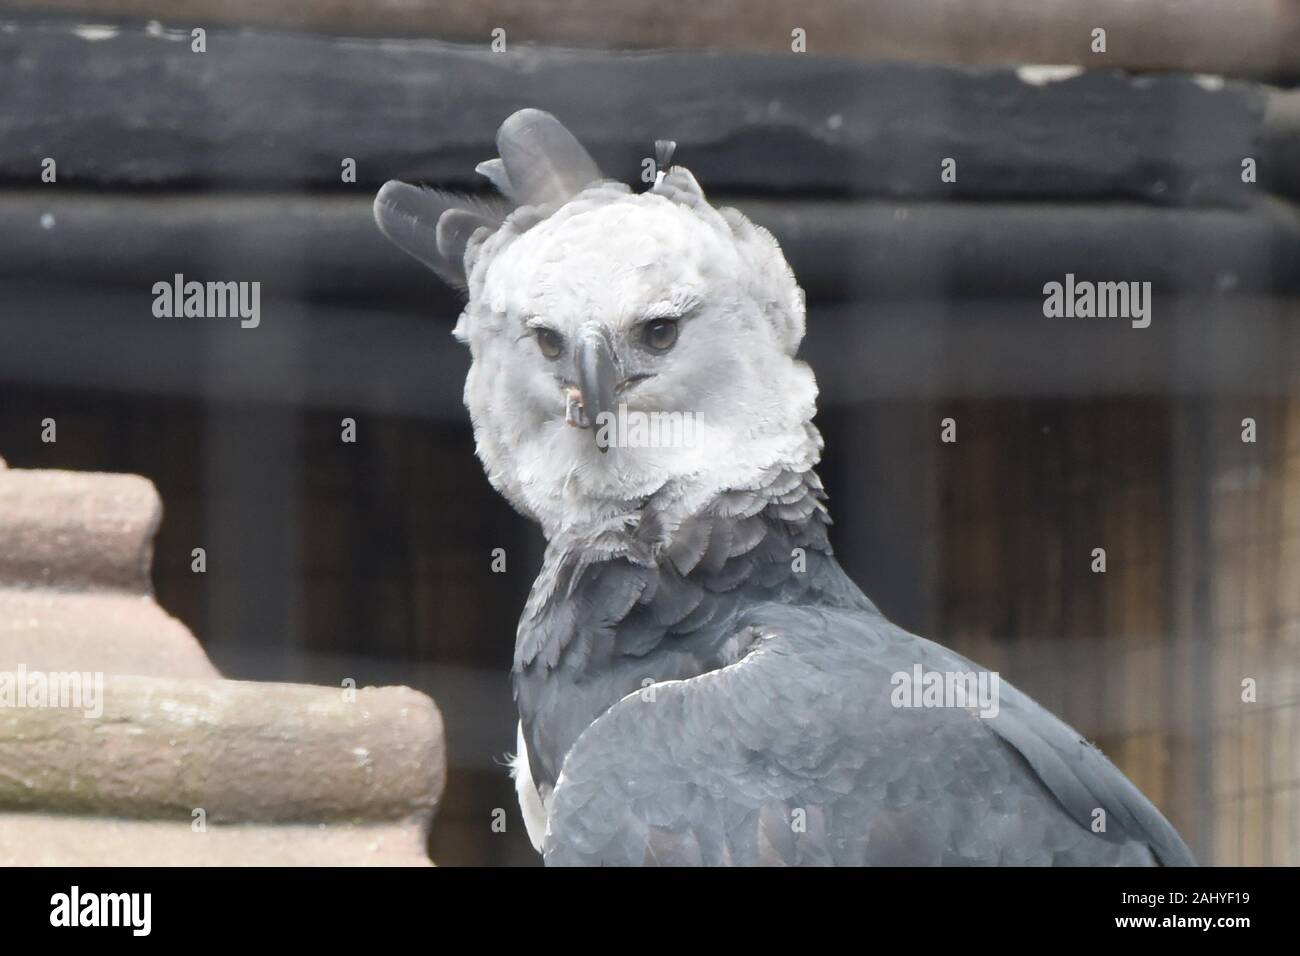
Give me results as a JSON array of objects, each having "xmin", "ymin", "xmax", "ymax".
[{"xmin": 373, "ymin": 110, "xmax": 1196, "ymax": 866}]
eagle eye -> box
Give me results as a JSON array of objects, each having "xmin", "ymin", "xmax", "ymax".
[
  {"xmin": 642, "ymin": 318, "xmax": 679, "ymax": 352},
  {"xmin": 535, "ymin": 327, "xmax": 564, "ymax": 359}
]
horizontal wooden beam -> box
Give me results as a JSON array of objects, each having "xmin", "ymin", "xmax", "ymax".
[
  {"xmin": 811, "ymin": 298, "xmax": 1300, "ymax": 403},
  {"xmin": 2, "ymin": 192, "xmax": 1296, "ymax": 414},
  {"xmin": 0, "ymin": 19, "xmax": 1289, "ymax": 204},
  {"xmin": 1, "ymin": 0, "xmax": 1297, "ymax": 76},
  {"xmin": 3, "ymin": 192, "xmax": 1297, "ymax": 315},
  {"xmin": 3, "ymin": 276, "xmax": 1297, "ymax": 414}
]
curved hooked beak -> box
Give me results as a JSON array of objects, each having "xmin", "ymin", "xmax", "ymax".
[{"xmin": 566, "ymin": 326, "xmax": 619, "ymax": 452}]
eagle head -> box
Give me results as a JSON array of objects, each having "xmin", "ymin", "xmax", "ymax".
[{"xmin": 374, "ymin": 109, "xmax": 820, "ymax": 535}]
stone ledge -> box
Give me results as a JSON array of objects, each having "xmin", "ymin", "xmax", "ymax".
[
  {"xmin": 0, "ymin": 589, "xmax": 218, "ymax": 678},
  {"xmin": 0, "ymin": 812, "xmax": 433, "ymax": 866},
  {"xmin": 0, "ymin": 467, "xmax": 161, "ymax": 592},
  {"xmin": 0, "ymin": 676, "xmax": 445, "ymax": 825},
  {"xmin": 0, "ymin": 458, "xmax": 447, "ymax": 863}
]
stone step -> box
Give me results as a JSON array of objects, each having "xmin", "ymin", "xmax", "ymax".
[
  {"xmin": 0, "ymin": 675, "xmax": 444, "ymax": 826},
  {"xmin": 0, "ymin": 589, "xmax": 217, "ymax": 678},
  {"xmin": 0, "ymin": 465, "xmax": 160, "ymax": 592},
  {"xmin": 0, "ymin": 813, "xmax": 431, "ymax": 866},
  {"xmin": 0, "ymin": 459, "xmax": 447, "ymax": 864}
]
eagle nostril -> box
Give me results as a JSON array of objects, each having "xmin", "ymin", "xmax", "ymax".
[{"xmin": 564, "ymin": 386, "xmax": 589, "ymax": 428}]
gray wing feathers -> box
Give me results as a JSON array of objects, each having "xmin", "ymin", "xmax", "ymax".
[
  {"xmin": 544, "ymin": 610, "xmax": 1192, "ymax": 867},
  {"xmin": 986, "ymin": 689, "xmax": 1197, "ymax": 866}
]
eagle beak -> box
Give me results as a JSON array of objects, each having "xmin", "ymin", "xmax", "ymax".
[{"xmin": 571, "ymin": 326, "xmax": 619, "ymax": 452}]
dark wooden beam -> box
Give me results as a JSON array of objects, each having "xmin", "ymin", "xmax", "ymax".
[
  {"xmin": 0, "ymin": 19, "xmax": 1285, "ymax": 204},
  {"xmin": 1263, "ymin": 91, "xmax": 1300, "ymax": 203},
  {"xmin": 3, "ymin": 274, "xmax": 1297, "ymax": 417},
  {"xmin": 3, "ymin": 192, "xmax": 1297, "ymax": 316}
]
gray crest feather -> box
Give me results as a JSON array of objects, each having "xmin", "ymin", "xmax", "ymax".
[
  {"xmin": 649, "ymin": 165, "xmax": 708, "ymax": 209},
  {"xmin": 436, "ymin": 209, "xmax": 497, "ymax": 278},
  {"xmin": 654, "ymin": 139, "xmax": 677, "ymax": 172},
  {"xmin": 475, "ymin": 158, "xmax": 515, "ymax": 199},
  {"xmin": 495, "ymin": 108, "xmax": 602, "ymax": 207},
  {"xmin": 372, "ymin": 180, "xmax": 508, "ymax": 288}
]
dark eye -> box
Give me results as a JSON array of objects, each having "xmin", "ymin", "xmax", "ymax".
[
  {"xmin": 642, "ymin": 318, "xmax": 678, "ymax": 352},
  {"xmin": 535, "ymin": 327, "xmax": 563, "ymax": 359}
]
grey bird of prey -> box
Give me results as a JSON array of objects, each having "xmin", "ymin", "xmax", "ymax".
[{"xmin": 373, "ymin": 109, "xmax": 1196, "ymax": 866}]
